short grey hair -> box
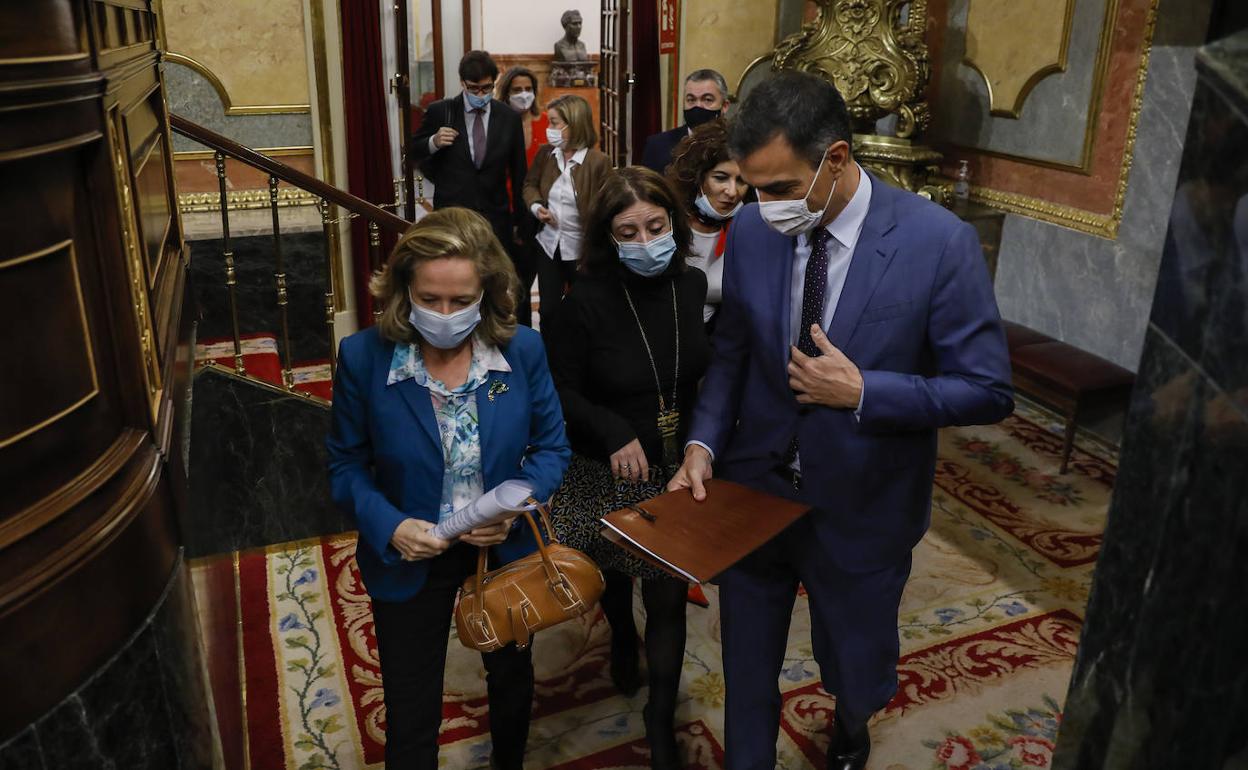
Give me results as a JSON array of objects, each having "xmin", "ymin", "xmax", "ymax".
[{"xmin": 685, "ymin": 69, "xmax": 729, "ymax": 102}]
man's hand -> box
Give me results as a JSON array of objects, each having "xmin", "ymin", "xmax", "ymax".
[
  {"xmin": 460, "ymin": 517, "xmax": 516, "ymax": 547},
  {"xmin": 391, "ymin": 518, "xmax": 452, "ymax": 561},
  {"xmin": 432, "ymin": 126, "xmax": 459, "ymax": 149},
  {"xmin": 610, "ymin": 439, "xmax": 649, "ymax": 483},
  {"xmin": 535, "ymin": 206, "xmax": 558, "ymax": 227},
  {"xmin": 788, "ymin": 325, "xmax": 863, "ymax": 408},
  {"xmin": 666, "ymin": 444, "xmax": 713, "ymax": 501}
]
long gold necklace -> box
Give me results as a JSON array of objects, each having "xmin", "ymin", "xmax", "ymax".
[{"xmin": 622, "ymin": 281, "xmax": 681, "ymax": 468}]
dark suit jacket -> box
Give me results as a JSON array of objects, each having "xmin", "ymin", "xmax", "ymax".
[
  {"xmin": 521, "ymin": 145, "xmax": 613, "ymax": 223},
  {"xmin": 689, "ymin": 175, "xmax": 1014, "ymax": 573},
  {"xmin": 411, "ymin": 95, "xmax": 527, "ymax": 237},
  {"xmin": 640, "ymin": 125, "xmax": 689, "ymax": 174}
]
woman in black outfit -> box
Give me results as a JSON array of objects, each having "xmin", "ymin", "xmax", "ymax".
[{"xmin": 547, "ymin": 166, "xmax": 710, "ymax": 769}]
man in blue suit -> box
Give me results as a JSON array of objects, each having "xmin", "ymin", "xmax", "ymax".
[{"xmin": 668, "ymin": 71, "xmax": 1013, "ymax": 770}]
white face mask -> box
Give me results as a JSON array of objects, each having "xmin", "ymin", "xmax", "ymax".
[
  {"xmin": 546, "ymin": 126, "xmax": 565, "ymax": 148},
  {"xmin": 694, "ymin": 191, "xmax": 743, "ymax": 222},
  {"xmin": 509, "ymin": 91, "xmax": 535, "ymax": 111},
  {"xmin": 757, "ymin": 149, "xmax": 840, "ymax": 237},
  {"xmin": 408, "ymin": 291, "xmax": 483, "ymax": 350}
]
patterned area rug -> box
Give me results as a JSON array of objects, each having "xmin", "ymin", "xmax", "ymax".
[{"xmin": 223, "ymin": 402, "xmax": 1114, "ymax": 769}]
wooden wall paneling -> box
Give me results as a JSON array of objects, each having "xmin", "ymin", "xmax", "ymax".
[{"xmin": 0, "ymin": 0, "xmax": 197, "ymax": 741}]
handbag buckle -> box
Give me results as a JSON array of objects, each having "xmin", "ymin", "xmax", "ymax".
[{"xmin": 549, "ymin": 574, "xmax": 583, "ymax": 613}]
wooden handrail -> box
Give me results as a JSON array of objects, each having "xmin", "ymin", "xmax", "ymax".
[{"xmin": 169, "ymin": 113, "xmax": 411, "ymax": 234}]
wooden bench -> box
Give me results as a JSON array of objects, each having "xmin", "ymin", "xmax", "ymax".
[{"xmin": 1003, "ymin": 321, "xmax": 1135, "ymax": 473}]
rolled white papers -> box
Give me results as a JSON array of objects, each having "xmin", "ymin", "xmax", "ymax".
[{"xmin": 430, "ymin": 479, "xmax": 536, "ymax": 540}]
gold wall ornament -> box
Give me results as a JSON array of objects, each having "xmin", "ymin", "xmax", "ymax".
[
  {"xmin": 854, "ymin": 134, "xmax": 947, "ymax": 203},
  {"xmin": 963, "ymin": 0, "xmax": 1075, "ymax": 119},
  {"xmin": 772, "ymin": 0, "xmax": 933, "ymax": 136}
]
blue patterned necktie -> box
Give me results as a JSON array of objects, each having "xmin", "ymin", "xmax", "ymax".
[{"xmin": 797, "ymin": 226, "xmax": 833, "ymax": 356}]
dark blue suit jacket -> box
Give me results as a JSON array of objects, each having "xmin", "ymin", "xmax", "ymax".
[
  {"xmin": 640, "ymin": 126, "xmax": 688, "ymax": 174},
  {"xmin": 689, "ymin": 176, "xmax": 1014, "ymax": 572},
  {"xmin": 327, "ymin": 326, "xmax": 571, "ymax": 602}
]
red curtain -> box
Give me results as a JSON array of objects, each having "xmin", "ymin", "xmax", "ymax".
[
  {"xmin": 630, "ymin": 0, "xmax": 662, "ymax": 163},
  {"xmin": 340, "ymin": 0, "xmax": 396, "ymax": 327}
]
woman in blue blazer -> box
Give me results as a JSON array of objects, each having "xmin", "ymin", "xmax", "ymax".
[{"xmin": 327, "ymin": 208, "xmax": 570, "ymax": 770}]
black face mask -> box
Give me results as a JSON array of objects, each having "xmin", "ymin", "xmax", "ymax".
[{"xmin": 684, "ymin": 106, "xmax": 721, "ymax": 129}]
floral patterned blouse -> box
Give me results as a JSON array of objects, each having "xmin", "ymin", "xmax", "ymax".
[{"xmin": 387, "ymin": 336, "xmax": 511, "ymax": 523}]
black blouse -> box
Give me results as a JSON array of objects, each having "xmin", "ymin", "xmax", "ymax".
[{"xmin": 548, "ymin": 266, "xmax": 711, "ymax": 465}]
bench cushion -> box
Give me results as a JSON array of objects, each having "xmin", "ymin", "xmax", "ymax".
[
  {"xmin": 1010, "ymin": 340, "xmax": 1135, "ymax": 395},
  {"xmin": 1003, "ymin": 320, "xmax": 1055, "ymax": 351}
]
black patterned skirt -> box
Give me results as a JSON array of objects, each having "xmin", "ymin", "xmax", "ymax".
[{"xmin": 550, "ymin": 453, "xmax": 680, "ymax": 581}]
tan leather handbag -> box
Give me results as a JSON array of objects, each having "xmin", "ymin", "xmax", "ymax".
[{"xmin": 454, "ymin": 503, "xmax": 604, "ymax": 652}]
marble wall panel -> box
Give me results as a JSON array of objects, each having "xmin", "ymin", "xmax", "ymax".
[
  {"xmin": 992, "ymin": 0, "xmax": 1213, "ymax": 371},
  {"xmin": 163, "ymin": 0, "xmax": 310, "ymax": 108},
  {"xmin": 934, "ymin": 0, "xmax": 1107, "ymax": 167},
  {"xmin": 185, "ymin": 367, "xmax": 349, "ymax": 557},
  {"xmin": 1052, "ymin": 29, "xmax": 1248, "ymax": 766},
  {"xmin": 165, "ymin": 63, "xmax": 313, "ymax": 154},
  {"xmin": 0, "ymin": 553, "xmax": 216, "ymax": 769}
]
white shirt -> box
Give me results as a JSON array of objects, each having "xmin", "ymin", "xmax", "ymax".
[
  {"xmin": 532, "ymin": 147, "xmax": 587, "ymax": 262},
  {"xmin": 428, "ymin": 95, "xmax": 491, "ymax": 158},
  {"xmin": 687, "ymin": 227, "xmax": 725, "ymax": 323},
  {"xmin": 789, "ymin": 166, "xmax": 872, "ymax": 347}
]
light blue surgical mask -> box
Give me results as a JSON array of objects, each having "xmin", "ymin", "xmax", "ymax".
[
  {"xmin": 408, "ymin": 291, "xmax": 483, "ymax": 349},
  {"xmin": 465, "ymin": 90, "xmax": 491, "ymax": 110},
  {"xmin": 614, "ymin": 227, "xmax": 678, "ymax": 278},
  {"xmin": 694, "ymin": 192, "xmax": 743, "ymax": 222}
]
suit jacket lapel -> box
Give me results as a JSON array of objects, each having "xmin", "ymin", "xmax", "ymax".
[
  {"xmin": 449, "ymin": 95, "xmax": 474, "ymax": 166},
  {"xmin": 483, "ymin": 99, "xmax": 506, "ymax": 167},
  {"xmin": 475, "ymin": 368, "xmax": 512, "ymax": 476},
  {"xmin": 825, "ymin": 174, "xmax": 898, "ymax": 351},
  {"xmin": 395, "ymin": 376, "xmax": 442, "ymax": 450},
  {"xmin": 776, "ymin": 235, "xmax": 797, "ymax": 372}
]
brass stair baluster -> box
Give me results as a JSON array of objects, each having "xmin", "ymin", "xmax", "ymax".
[
  {"xmin": 269, "ymin": 175, "xmax": 295, "ymax": 390},
  {"xmin": 216, "ymin": 151, "xmax": 245, "ymax": 374},
  {"xmin": 368, "ymin": 220, "xmax": 382, "ymax": 323},
  {"xmin": 321, "ymin": 198, "xmax": 337, "ymax": 378}
]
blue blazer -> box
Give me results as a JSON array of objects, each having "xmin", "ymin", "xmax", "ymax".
[
  {"xmin": 689, "ymin": 175, "xmax": 1014, "ymax": 572},
  {"xmin": 327, "ymin": 326, "xmax": 571, "ymax": 602}
]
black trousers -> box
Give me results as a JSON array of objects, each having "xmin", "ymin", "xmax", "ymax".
[
  {"xmin": 534, "ymin": 245, "xmax": 578, "ymax": 336},
  {"xmin": 371, "ymin": 543, "xmax": 534, "ymax": 770}
]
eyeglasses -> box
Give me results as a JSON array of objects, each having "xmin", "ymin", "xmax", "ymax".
[{"xmin": 463, "ymin": 81, "xmax": 496, "ymax": 96}]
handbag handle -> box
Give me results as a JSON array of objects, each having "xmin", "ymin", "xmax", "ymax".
[{"xmin": 471, "ymin": 499, "xmax": 567, "ymax": 612}]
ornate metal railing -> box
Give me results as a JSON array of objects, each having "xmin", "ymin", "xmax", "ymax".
[{"xmin": 169, "ymin": 114, "xmax": 410, "ymax": 390}]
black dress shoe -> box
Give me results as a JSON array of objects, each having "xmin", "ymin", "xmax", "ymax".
[
  {"xmin": 643, "ymin": 702, "xmax": 681, "ymax": 770},
  {"xmin": 828, "ymin": 715, "xmax": 870, "ymax": 770},
  {"xmin": 610, "ymin": 633, "xmax": 642, "ymax": 696}
]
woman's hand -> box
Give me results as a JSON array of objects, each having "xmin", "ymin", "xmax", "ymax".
[
  {"xmin": 460, "ymin": 517, "xmax": 516, "ymax": 547},
  {"xmin": 390, "ymin": 518, "xmax": 452, "ymax": 561},
  {"xmin": 610, "ymin": 439, "xmax": 650, "ymax": 483},
  {"xmin": 535, "ymin": 206, "xmax": 558, "ymax": 227}
]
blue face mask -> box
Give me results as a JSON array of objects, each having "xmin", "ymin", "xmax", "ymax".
[
  {"xmin": 614, "ymin": 228, "xmax": 678, "ymax": 278},
  {"xmin": 465, "ymin": 90, "xmax": 491, "ymax": 110},
  {"xmin": 408, "ymin": 291, "xmax": 483, "ymax": 349}
]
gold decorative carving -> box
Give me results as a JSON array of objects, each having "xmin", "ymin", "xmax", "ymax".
[
  {"xmin": 772, "ymin": 0, "xmax": 932, "ymax": 137},
  {"xmin": 107, "ymin": 110, "xmax": 164, "ymax": 420},
  {"xmin": 173, "ymin": 145, "xmax": 313, "ymax": 160},
  {"xmin": 177, "ymin": 186, "xmax": 319, "ymax": 213},
  {"xmin": 0, "ymin": 240, "xmax": 100, "ymax": 450},
  {"xmin": 163, "ymin": 52, "xmax": 311, "ymax": 115},
  {"xmin": 963, "ymin": 0, "xmax": 1075, "ymax": 119},
  {"xmin": 854, "ymin": 134, "xmax": 947, "ymax": 203}
]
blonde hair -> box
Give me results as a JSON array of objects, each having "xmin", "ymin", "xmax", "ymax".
[
  {"xmin": 547, "ymin": 94, "xmax": 597, "ymax": 151},
  {"xmin": 369, "ymin": 207, "xmax": 518, "ymax": 347}
]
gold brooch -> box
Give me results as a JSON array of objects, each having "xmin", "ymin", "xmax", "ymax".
[{"xmin": 487, "ymin": 381, "xmax": 509, "ymax": 402}]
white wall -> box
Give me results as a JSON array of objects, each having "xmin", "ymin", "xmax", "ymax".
[{"xmin": 480, "ymin": 0, "xmax": 600, "ymax": 54}]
